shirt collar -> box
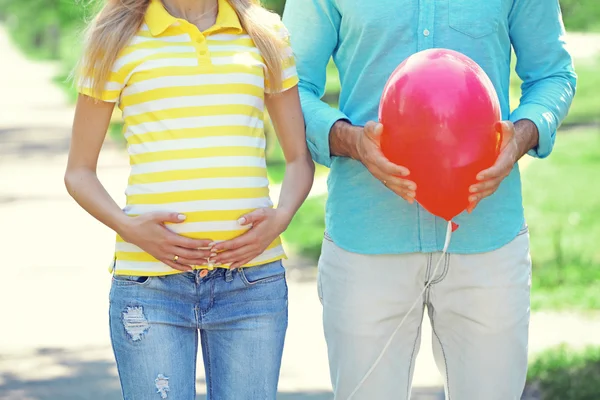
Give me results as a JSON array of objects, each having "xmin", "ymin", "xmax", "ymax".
[
  {"xmin": 213, "ymin": 0, "xmax": 243, "ymax": 33},
  {"xmin": 145, "ymin": 0, "xmax": 176, "ymax": 37},
  {"xmin": 145, "ymin": 0, "xmax": 242, "ymax": 37}
]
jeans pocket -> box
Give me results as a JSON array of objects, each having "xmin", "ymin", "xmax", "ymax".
[
  {"xmin": 448, "ymin": 0, "xmax": 501, "ymax": 38},
  {"xmin": 112, "ymin": 275, "xmax": 153, "ymax": 287},
  {"xmin": 239, "ymin": 261, "xmax": 285, "ymax": 287}
]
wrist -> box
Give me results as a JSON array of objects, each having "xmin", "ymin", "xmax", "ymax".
[
  {"xmin": 274, "ymin": 207, "xmax": 294, "ymax": 231},
  {"xmin": 514, "ymin": 119, "xmax": 539, "ymax": 159},
  {"xmin": 114, "ymin": 213, "xmax": 134, "ymax": 239},
  {"xmin": 330, "ymin": 120, "xmax": 363, "ymax": 160}
]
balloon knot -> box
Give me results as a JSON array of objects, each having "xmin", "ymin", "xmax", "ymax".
[{"xmin": 451, "ymin": 222, "xmax": 459, "ymax": 232}]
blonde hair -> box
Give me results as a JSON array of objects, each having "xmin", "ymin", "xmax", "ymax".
[{"xmin": 79, "ymin": 0, "xmax": 286, "ymax": 98}]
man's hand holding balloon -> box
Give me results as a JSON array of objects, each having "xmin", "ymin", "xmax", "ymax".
[
  {"xmin": 356, "ymin": 121, "xmax": 417, "ymax": 203},
  {"xmin": 468, "ymin": 120, "xmax": 539, "ymax": 213},
  {"xmin": 330, "ymin": 120, "xmax": 417, "ymax": 203}
]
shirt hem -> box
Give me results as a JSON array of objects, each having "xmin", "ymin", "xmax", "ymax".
[{"xmin": 326, "ymin": 224, "xmax": 524, "ymax": 256}]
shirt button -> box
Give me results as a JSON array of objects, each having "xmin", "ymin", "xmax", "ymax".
[{"xmin": 423, "ymin": 29, "xmax": 430, "ymax": 37}]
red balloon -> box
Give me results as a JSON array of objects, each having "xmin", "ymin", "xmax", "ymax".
[{"xmin": 379, "ymin": 48, "xmax": 502, "ymax": 221}]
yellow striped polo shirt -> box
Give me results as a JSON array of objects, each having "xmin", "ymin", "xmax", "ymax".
[{"xmin": 78, "ymin": 0, "xmax": 298, "ymax": 276}]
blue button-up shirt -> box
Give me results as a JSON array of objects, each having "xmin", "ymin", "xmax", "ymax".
[{"xmin": 283, "ymin": 0, "xmax": 576, "ymax": 254}]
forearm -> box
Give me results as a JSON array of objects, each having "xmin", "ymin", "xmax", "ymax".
[
  {"xmin": 299, "ymin": 86, "xmax": 350, "ymax": 167},
  {"xmin": 513, "ymin": 119, "xmax": 540, "ymax": 159},
  {"xmin": 276, "ymin": 153, "xmax": 315, "ymax": 225},
  {"xmin": 509, "ymin": 0, "xmax": 576, "ymax": 158},
  {"xmin": 64, "ymin": 168, "xmax": 130, "ymax": 235},
  {"xmin": 284, "ymin": 0, "xmax": 344, "ymax": 167}
]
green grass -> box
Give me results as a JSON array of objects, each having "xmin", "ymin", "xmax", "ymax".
[
  {"xmin": 524, "ymin": 129, "xmax": 600, "ymax": 310},
  {"xmin": 527, "ymin": 344, "xmax": 600, "ymax": 399}
]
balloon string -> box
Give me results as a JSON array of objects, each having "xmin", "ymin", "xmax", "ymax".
[{"xmin": 347, "ymin": 220, "xmax": 454, "ymax": 399}]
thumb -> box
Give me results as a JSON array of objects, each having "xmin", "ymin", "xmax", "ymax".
[
  {"xmin": 237, "ymin": 209, "xmax": 267, "ymax": 226},
  {"xmin": 365, "ymin": 121, "xmax": 384, "ymax": 143},
  {"xmin": 495, "ymin": 121, "xmax": 515, "ymax": 149},
  {"xmin": 151, "ymin": 212, "xmax": 187, "ymax": 224}
]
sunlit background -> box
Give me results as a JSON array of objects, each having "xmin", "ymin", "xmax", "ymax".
[{"xmin": 0, "ymin": 0, "xmax": 599, "ymax": 399}]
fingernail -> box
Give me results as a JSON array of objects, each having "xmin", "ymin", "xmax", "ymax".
[
  {"xmin": 208, "ymin": 242, "xmax": 216, "ymax": 248},
  {"xmin": 237, "ymin": 217, "xmax": 246, "ymax": 225},
  {"xmin": 408, "ymin": 184, "xmax": 416, "ymax": 191},
  {"xmin": 477, "ymin": 174, "xmax": 484, "ymax": 180},
  {"xmin": 210, "ymin": 252, "xmax": 217, "ymax": 258},
  {"xmin": 470, "ymin": 187, "xmax": 478, "ymax": 193},
  {"xmin": 178, "ymin": 214, "xmax": 186, "ymax": 221},
  {"xmin": 469, "ymin": 195, "xmax": 477, "ymax": 202}
]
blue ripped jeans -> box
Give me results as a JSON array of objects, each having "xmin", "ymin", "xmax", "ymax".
[{"xmin": 109, "ymin": 261, "xmax": 288, "ymax": 400}]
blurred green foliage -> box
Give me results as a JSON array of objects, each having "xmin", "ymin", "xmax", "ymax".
[
  {"xmin": 527, "ymin": 345, "xmax": 600, "ymax": 399},
  {"xmin": 560, "ymin": 0, "xmax": 600, "ymax": 31},
  {"xmin": 282, "ymin": 195, "xmax": 327, "ymax": 260},
  {"xmin": 0, "ymin": 0, "xmax": 91, "ymax": 60},
  {"xmin": 260, "ymin": 0, "xmax": 285, "ymax": 15}
]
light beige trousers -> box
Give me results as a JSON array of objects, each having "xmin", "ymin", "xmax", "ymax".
[{"xmin": 318, "ymin": 226, "xmax": 531, "ymax": 400}]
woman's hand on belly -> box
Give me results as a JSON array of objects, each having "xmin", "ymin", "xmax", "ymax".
[
  {"xmin": 119, "ymin": 211, "xmax": 214, "ymax": 271},
  {"xmin": 210, "ymin": 208, "xmax": 291, "ymax": 269}
]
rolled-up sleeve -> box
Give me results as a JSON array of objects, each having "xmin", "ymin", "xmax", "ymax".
[
  {"xmin": 283, "ymin": 0, "xmax": 348, "ymax": 167},
  {"xmin": 509, "ymin": 0, "xmax": 577, "ymax": 158}
]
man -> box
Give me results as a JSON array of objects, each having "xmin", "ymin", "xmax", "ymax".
[{"xmin": 283, "ymin": 1, "xmax": 576, "ymax": 399}]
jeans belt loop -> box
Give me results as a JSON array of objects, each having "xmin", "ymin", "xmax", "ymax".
[{"xmin": 225, "ymin": 268, "xmax": 234, "ymax": 282}]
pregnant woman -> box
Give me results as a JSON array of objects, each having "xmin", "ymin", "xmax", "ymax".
[{"xmin": 64, "ymin": 0, "xmax": 313, "ymax": 398}]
